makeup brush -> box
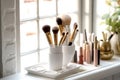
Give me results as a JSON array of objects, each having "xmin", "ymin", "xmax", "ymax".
[
  {"xmin": 42, "ymin": 25, "xmax": 53, "ymax": 46},
  {"xmin": 97, "ymin": 42, "xmax": 100, "ymax": 65},
  {"xmin": 59, "ymin": 32, "xmax": 65, "ymax": 46},
  {"xmin": 108, "ymin": 33, "xmax": 114, "ymax": 41},
  {"xmin": 94, "ymin": 36, "xmax": 98, "ymax": 66},
  {"xmin": 102, "ymin": 32, "xmax": 106, "ymax": 41},
  {"xmin": 84, "ymin": 29, "xmax": 88, "ymax": 42},
  {"xmin": 58, "ymin": 15, "xmax": 71, "ymax": 45},
  {"xmin": 72, "ymin": 29, "xmax": 79, "ymax": 42},
  {"xmin": 52, "ymin": 26, "xmax": 59, "ymax": 46},
  {"xmin": 86, "ymin": 42, "xmax": 91, "ymax": 64},
  {"xmin": 61, "ymin": 15, "xmax": 71, "ymax": 32},
  {"xmin": 68, "ymin": 29, "xmax": 79, "ymax": 46},
  {"xmin": 69, "ymin": 23, "xmax": 78, "ymax": 44},
  {"xmin": 79, "ymin": 47, "xmax": 83, "ymax": 64},
  {"xmin": 56, "ymin": 17, "xmax": 64, "ymax": 35},
  {"xmin": 61, "ymin": 15, "xmax": 71, "ymax": 26},
  {"xmin": 61, "ymin": 32, "xmax": 69, "ymax": 45}
]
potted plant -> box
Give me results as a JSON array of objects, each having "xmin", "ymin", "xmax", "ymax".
[{"xmin": 102, "ymin": 0, "xmax": 120, "ymax": 54}]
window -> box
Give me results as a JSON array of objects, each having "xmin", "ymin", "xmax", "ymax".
[
  {"xmin": 0, "ymin": 0, "xmax": 112, "ymax": 76},
  {"xmin": 95, "ymin": 0, "xmax": 111, "ymax": 39},
  {"xmin": 19, "ymin": 0, "xmax": 109, "ymax": 72},
  {"xmin": 20, "ymin": 0, "xmax": 80, "ymax": 72}
]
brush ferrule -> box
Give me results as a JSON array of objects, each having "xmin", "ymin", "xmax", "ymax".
[{"xmin": 46, "ymin": 32, "xmax": 53, "ymax": 45}]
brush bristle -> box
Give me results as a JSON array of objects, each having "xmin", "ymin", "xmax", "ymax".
[
  {"xmin": 62, "ymin": 32, "xmax": 65, "ymax": 36},
  {"xmin": 66, "ymin": 32, "xmax": 69, "ymax": 35},
  {"xmin": 56, "ymin": 17, "xmax": 62, "ymax": 25},
  {"xmin": 61, "ymin": 15, "xmax": 71, "ymax": 25},
  {"xmin": 52, "ymin": 26, "xmax": 59, "ymax": 34},
  {"xmin": 74, "ymin": 23, "xmax": 78, "ymax": 29},
  {"xmin": 42, "ymin": 25, "xmax": 50, "ymax": 33}
]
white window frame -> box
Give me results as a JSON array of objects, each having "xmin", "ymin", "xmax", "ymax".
[
  {"xmin": 16, "ymin": 0, "xmax": 95, "ymax": 71},
  {"xmin": 16, "ymin": 0, "xmax": 20, "ymax": 72}
]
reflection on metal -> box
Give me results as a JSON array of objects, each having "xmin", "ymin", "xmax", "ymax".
[
  {"xmin": 100, "ymin": 40, "xmax": 114, "ymax": 60},
  {"xmin": 116, "ymin": 41, "xmax": 120, "ymax": 52}
]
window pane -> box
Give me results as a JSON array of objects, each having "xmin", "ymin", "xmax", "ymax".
[
  {"xmin": 68, "ymin": 13, "xmax": 79, "ymax": 29},
  {"xmin": 39, "ymin": 0, "xmax": 56, "ymax": 17},
  {"xmin": 84, "ymin": 15, "xmax": 90, "ymax": 31},
  {"xmin": 20, "ymin": 21, "xmax": 38, "ymax": 53},
  {"xmin": 95, "ymin": 0, "xmax": 110, "ymax": 39},
  {"xmin": 39, "ymin": 48, "xmax": 49, "ymax": 63},
  {"xmin": 20, "ymin": 0, "xmax": 37, "ymax": 20},
  {"xmin": 58, "ymin": 0, "xmax": 78, "ymax": 14},
  {"xmin": 21, "ymin": 52, "xmax": 38, "ymax": 72}
]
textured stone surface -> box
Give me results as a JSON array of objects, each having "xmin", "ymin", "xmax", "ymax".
[{"xmin": 0, "ymin": 0, "xmax": 17, "ymax": 77}]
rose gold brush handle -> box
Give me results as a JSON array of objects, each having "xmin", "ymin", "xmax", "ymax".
[
  {"xmin": 79, "ymin": 47, "xmax": 83, "ymax": 64},
  {"xmin": 86, "ymin": 43, "xmax": 90, "ymax": 64},
  {"xmin": 83, "ymin": 43, "xmax": 86, "ymax": 62},
  {"xmin": 94, "ymin": 36, "xmax": 98, "ymax": 66}
]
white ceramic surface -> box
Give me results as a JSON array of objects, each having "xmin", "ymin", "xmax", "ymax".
[
  {"xmin": 62, "ymin": 45, "xmax": 75, "ymax": 68},
  {"xmin": 49, "ymin": 46, "xmax": 63, "ymax": 70}
]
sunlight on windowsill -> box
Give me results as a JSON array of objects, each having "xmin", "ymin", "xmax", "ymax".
[{"xmin": 21, "ymin": 48, "xmax": 49, "ymax": 73}]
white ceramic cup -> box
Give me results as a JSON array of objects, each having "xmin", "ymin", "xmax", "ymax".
[
  {"xmin": 62, "ymin": 45, "xmax": 75, "ymax": 68},
  {"xmin": 49, "ymin": 46, "xmax": 63, "ymax": 70}
]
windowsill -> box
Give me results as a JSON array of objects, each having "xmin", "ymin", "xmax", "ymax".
[
  {"xmin": 66, "ymin": 55, "xmax": 120, "ymax": 80},
  {"xmin": 1, "ymin": 55, "xmax": 120, "ymax": 80}
]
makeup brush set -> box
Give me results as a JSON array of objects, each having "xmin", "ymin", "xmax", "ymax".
[
  {"xmin": 25, "ymin": 16, "xmax": 81, "ymax": 78},
  {"xmin": 42, "ymin": 14, "xmax": 102, "ymax": 69},
  {"xmin": 42, "ymin": 15, "xmax": 79, "ymax": 47},
  {"xmin": 42, "ymin": 14, "xmax": 79, "ymax": 71}
]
